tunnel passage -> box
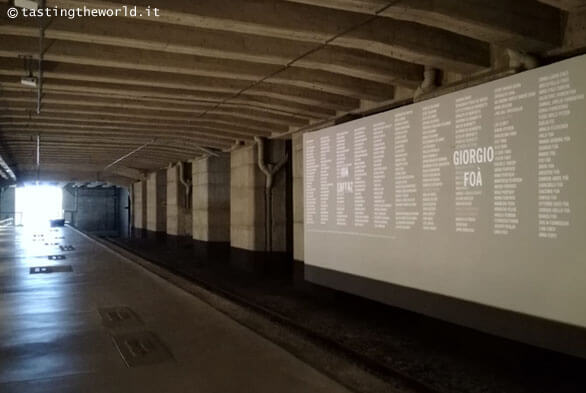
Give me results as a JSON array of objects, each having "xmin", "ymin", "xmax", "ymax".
[{"xmin": 0, "ymin": 1, "xmax": 585, "ymax": 392}]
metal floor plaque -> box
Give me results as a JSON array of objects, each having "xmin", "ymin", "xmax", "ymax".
[
  {"xmin": 30, "ymin": 265, "xmax": 73, "ymax": 274},
  {"xmin": 48, "ymin": 255, "xmax": 66, "ymax": 261},
  {"xmin": 112, "ymin": 331, "xmax": 173, "ymax": 367},
  {"xmin": 59, "ymin": 245, "xmax": 75, "ymax": 251},
  {"xmin": 98, "ymin": 306, "xmax": 143, "ymax": 329}
]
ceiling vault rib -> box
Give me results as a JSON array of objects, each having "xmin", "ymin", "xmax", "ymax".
[{"xmin": 193, "ymin": 0, "xmax": 400, "ymax": 127}]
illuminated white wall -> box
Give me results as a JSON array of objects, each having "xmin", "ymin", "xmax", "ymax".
[{"xmin": 304, "ymin": 55, "xmax": 586, "ymax": 328}]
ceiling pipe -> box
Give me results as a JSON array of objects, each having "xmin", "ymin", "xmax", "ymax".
[
  {"xmin": 222, "ymin": 140, "xmax": 244, "ymax": 153},
  {"xmin": 189, "ymin": 154, "xmax": 212, "ymax": 164},
  {"xmin": 104, "ymin": 139, "xmax": 155, "ymax": 171},
  {"xmin": 414, "ymin": 66, "xmax": 438, "ymax": 100},
  {"xmin": 177, "ymin": 161, "xmax": 191, "ymax": 209},
  {"xmin": 36, "ymin": 134, "xmax": 40, "ymax": 167},
  {"xmin": 197, "ymin": 146, "xmax": 220, "ymax": 157},
  {"xmin": 35, "ymin": 134, "xmax": 40, "ymax": 183},
  {"xmin": 37, "ymin": 0, "xmax": 46, "ymax": 114},
  {"xmin": 507, "ymin": 49, "xmax": 539, "ymax": 70},
  {"xmin": 190, "ymin": 140, "xmax": 243, "ymax": 163},
  {"xmin": 274, "ymin": 60, "xmax": 533, "ymax": 141},
  {"xmin": 254, "ymin": 136, "xmax": 289, "ymax": 252},
  {"xmin": 269, "ymin": 96, "xmax": 411, "ymax": 140}
]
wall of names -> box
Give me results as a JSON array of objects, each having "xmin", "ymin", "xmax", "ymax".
[{"xmin": 304, "ymin": 55, "xmax": 586, "ymax": 328}]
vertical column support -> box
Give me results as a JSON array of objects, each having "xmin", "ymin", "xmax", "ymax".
[
  {"xmin": 166, "ymin": 163, "xmax": 191, "ymax": 237},
  {"xmin": 146, "ymin": 170, "xmax": 167, "ymax": 233},
  {"xmin": 230, "ymin": 141, "xmax": 290, "ymax": 252},
  {"xmin": 132, "ymin": 180, "xmax": 147, "ymax": 230},
  {"xmin": 192, "ymin": 156, "xmax": 230, "ymax": 242}
]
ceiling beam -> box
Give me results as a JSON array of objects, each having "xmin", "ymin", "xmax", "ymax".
[
  {"xmin": 0, "ymin": 72, "xmax": 359, "ymax": 111},
  {"xmin": 5, "ymin": 140, "xmax": 209, "ymax": 157},
  {"xmin": 0, "ymin": 110, "xmax": 286, "ymax": 136},
  {"xmin": 0, "ymin": 6, "xmax": 423, "ymax": 87},
  {"xmin": 0, "ymin": 122, "xmax": 234, "ymax": 149},
  {"xmin": 296, "ymin": 46, "xmax": 423, "ymax": 86},
  {"xmin": 0, "ymin": 0, "xmax": 572, "ymax": 180},
  {"xmin": 0, "ymin": 55, "xmax": 396, "ymax": 102},
  {"xmin": 0, "ymin": 86, "xmax": 336, "ymax": 119},
  {"xmin": 16, "ymin": 162, "xmax": 143, "ymax": 180},
  {"xmin": 0, "ymin": 35, "xmax": 396, "ymax": 100},
  {"xmin": 285, "ymin": 0, "xmax": 562, "ymax": 52},
  {"xmin": 11, "ymin": 151, "xmax": 196, "ymax": 171},
  {"xmin": 538, "ymin": 0, "xmax": 586, "ymax": 11},
  {"xmin": 0, "ymin": 102, "xmax": 291, "ymax": 133},
  {"xmin": 0, "ymin": 98, "xmax": 309, "ymax": 128},
  {"xmin": 0, "ymin": 125, "xmax": 247, "ymax": 147},
  {"xmin": 48, "ymin": 0, "xmax": 490, "ymax": 72}
]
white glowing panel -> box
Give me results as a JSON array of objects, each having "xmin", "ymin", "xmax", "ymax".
[{"xmin": 304, "ymin": 55, "xmax": 586, "ymax": 328}]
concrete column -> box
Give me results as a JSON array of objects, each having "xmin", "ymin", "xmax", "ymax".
[
  {"xmin": 230, "ymin": 145, "xmax": 263, "ymax": 251},
  {"xmin": 230, "ymin": 141, "xmax": 289, "ymax": 252},
  {"xmin": 292, "ymin": 133, "xmax": 304, "ymax": 261},
  {"xmin": 146, "ymin": 170, "xmax": 166, "ymax": 232},
  {"xmin": 132, "ymin": 180, "xmax": 146, "ymax": 229},
  {"xmin": 193, "ymin": 156, "xmax": 230, "ymax": 242},
  {"xmin": 166, "ymin": 164, "xmax": 191, "ymax": 237}
]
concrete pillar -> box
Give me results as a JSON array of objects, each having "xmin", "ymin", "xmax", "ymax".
[
  {"xmin": 193, "ymin": 156, "xmax": 230, "ymax": 242},
  {"xmin": 230, "ymin": 141, "xmax": 289, "ymax": 252},
  {"xmin": 230, "ymin": 145, "xmax": 263, "ymax": 251},
  {"xmin": 166, "ymin": 164, "xmax": 191, "ymax": 237},
  {"xmin": 132, "ymin": 180, "xmax": 146, "ymax": 229},
  {"xmin": 292, "ymin": 133, "xmax": 304, "ymax": 261},
  {"xmin": 146, "ymin": 170, "xmax": 166, "ymax": 233}
]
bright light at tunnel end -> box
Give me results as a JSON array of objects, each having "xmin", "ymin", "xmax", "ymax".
[{"xmin": 15, "ymin": 183, "xmax": 63, "ymax": 229}]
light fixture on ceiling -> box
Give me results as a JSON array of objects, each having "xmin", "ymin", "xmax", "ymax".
[
  {"xmin": 14, "ymin": 0, "xmax": 40, "ymax": 10},
  {"xmin": 21, "ymin": 76, "xmax": 38, "ymax": 87},
  {"xmin": 20, "ymin": 56, "xmax": 37, "ymax": 88}
]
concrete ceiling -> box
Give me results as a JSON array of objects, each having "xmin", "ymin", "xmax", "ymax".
[{"xmin": 0, "ymin": 0, "xmax": 583, "ymax": 184}]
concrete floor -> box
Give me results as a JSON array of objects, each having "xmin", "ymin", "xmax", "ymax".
[{"xmin": 0, "ymin": 226, "xmax": 352, "ymax": 393}]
